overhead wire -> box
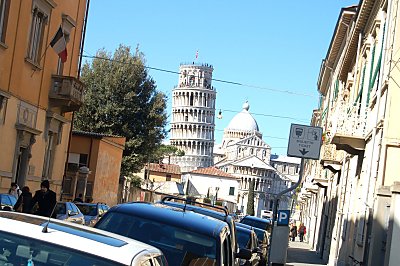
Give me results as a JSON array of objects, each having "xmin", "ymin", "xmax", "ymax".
[{"xmin": 81, "ymin": 54, "xmax": 316, "ymax": 98}]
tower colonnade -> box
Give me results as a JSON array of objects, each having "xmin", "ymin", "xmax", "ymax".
[{"xmin": 170, "ymin": 63, "xmax": 216, "ymax": 172}]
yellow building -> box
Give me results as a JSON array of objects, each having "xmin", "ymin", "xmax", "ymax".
[{"xmin": 0, "ymin": 0, "xmax": 88, "ymax": 195}]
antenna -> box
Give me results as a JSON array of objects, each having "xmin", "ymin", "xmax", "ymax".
[{"xmin": 42, "ymin": 202, "xmax": 58, "ymax": 233}]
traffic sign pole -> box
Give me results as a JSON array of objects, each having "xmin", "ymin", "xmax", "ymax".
[{"xmin": 267, "ymin": 157, "xmax": 304, "ymax": 265}]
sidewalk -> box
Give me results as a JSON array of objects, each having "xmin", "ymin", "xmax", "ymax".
[{"xmin": 286, "ymin": 240, "xmax": 327, "ymax": 266}]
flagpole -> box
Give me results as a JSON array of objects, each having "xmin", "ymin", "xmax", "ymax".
[{"xmin": 30, "ymin": 43, "xmax": 51, "ymax": 77}]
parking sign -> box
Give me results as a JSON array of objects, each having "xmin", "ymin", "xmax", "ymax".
[{"xmin": 277, "ymin": 210, "xmax": 290, "ymax": 226}]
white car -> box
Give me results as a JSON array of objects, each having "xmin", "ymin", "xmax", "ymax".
[{"xmin": 0, "ymin": 212, "xmax": 167, "ymax": 266}]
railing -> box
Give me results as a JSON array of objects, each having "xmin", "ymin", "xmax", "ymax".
[
  {"xmin": 320, "ymin": 143, "xmax": 344, "ymax": 162},
  {"xmin": 330, "ymin": 101, "xmax": 367, "ymax": 138},
  {"xmin": 50, "ymin": 75, "xmax": 85, "ymax": 104}
]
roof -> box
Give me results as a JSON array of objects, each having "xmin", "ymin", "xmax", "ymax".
[
  {"xmin": 191, "ymin": 166, "xmax": 236, "ymax": 179},
  {"xmin": 226, "ymin": 101, "xmax": 259, "ymax": 132},
  {"xmin": 105, "ymin": 202, "xmax": 228, "ymax": 238},
  {"xmin": 231, "ymin": 155, "xmax": 275, "ymax": 171},
  {"xmin": 72, "ymin": 130, "xmax": 123, "ymax": 139},
  {"xmin": 0, "ymin": 212, "xmax": 162, "ymax": 265},
  {"xmin": 148, "ymin": 163, "xmax": 181, "ymax": 175},
  {"xmin": 270, "ymin": 154, "xmax": 301, "ymax": 165}
]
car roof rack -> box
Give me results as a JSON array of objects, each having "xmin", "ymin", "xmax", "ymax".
[{"xmin": 161, "ymin": 195, "xmax": 229, "ymax": 216}]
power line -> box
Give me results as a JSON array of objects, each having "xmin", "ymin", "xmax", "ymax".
[
  {"xmin": 81, "ymin": 54, "xmax": 316, "ymax": 98},
  {"xmin": 219, "ymin": 109, "xmax": 308, "ymax": 123}
]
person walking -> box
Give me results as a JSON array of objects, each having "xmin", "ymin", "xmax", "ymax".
[
  {"xmin": 30, "ymin": 180, "xmax": 57, "ymax": 217},
  {"xmin": 14, "ymin": 186, "xmax": 32, "ymax": 213},
  {"xmin": 8, "ymin": 182, "xmax": 22, "ymax": 200},
  {"xmin": 298, "ymin": 223, "xmax": 306, "ymax": 242},
  {"xmin": 289, "ymin": 223, "xmax": 297, "ymax": 242}
]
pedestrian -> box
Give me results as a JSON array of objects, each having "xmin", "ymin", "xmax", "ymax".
[
  {"xmin": 289, "ymin": 223, "xmax": 297, "ymax": 242},
  {"xmin": 30, "ymin": 180, "xmax": 57, "ymax": 217},
  {"xmin": 8, "ymin": 182, "xmax": 22, "ymax": 200},
  {"xmin": 298, "ymin": 223, "xmax": 306, "ymax": 242},
  {"xmin": 14, "ymin": 186, "xmax": 32, "ymax": 213},
  {"xmin": 73, "ymin": 193, "xmax": 84, "ymax": 203}
]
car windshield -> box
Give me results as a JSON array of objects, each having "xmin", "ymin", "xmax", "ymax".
[
  {"xmin": 76, "ymin": 205, "xmax": 98, "ymax": 216},
  {"xmin": 236, "ymin": 229, "xmax": 250, "ymax": 249},
  {"xmin": 55, "ymin": 203, "xmax": 66, "ymax": 215},
  {"xmin": 0, "ymin": 230, "xmax": 123, "ymax": 266},
  {"xmin": 95, "ymin": 212, "xmax": 217, "ymax": 266}
]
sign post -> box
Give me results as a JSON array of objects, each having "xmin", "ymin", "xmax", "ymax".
[{"xmin": 268, "ymin": 123, "xmax": 322, "ymax": 266}]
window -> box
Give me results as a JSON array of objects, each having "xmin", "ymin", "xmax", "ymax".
[
  {"xmin": 0, "ymin": 93, "xmax": 8, "ymax": 124},
  {"xmin": 27, "ymin": 7, "xmax": 47, "ymax": 63},
  {"xmin": 166, "ymin": 174, "xmax": 171, "ymax": 181},
  {"xmin": 0, "ymin": 0, "xmax": 10, "ymax": 44},
  {"xmin": 229, "ymin": 187, "xmax": 235, "ymax": 196},
  {"xmin": 42, "ymin": 132, "xmax": 56, "ymax": 179}
]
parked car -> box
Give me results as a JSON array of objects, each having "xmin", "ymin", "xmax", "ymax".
[
  {"xmin": 0, "ymin": 194, "xmax": 17, "ymax": 211},
  {"xmin": 0, "ymin": 211, "xmax": 167, "ymax": 265},
  {"xmin": 236, "ymin": 226, "xmax": 261, "ymax": 266},
  {"xmin": 159, "ymin": 195, "xmax": 242, "ymax": 265},
  {"xmin": 54, "ymin": 202, "xmax": 85, "ymax": 225},
  {"xmin": 95, "ymin": 202, "xmax": 252, "ymax": 266},
  {"xmin": 75, "ymin": 202, "xmax": 110, "ymax": 226},
  {"xmin": 236, "ymin": 222, "xmax": 269, "ymax": 266},
  {"xmin": 240, "ymin": 215, "xmax": 272, "ymax": 233}
]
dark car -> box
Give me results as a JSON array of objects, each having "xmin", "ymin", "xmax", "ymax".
[
  {"xmin": 236, "ymin": 226, "xmax": 261, "ymax": 266},
  {"xmin": 95, "ymin": 202, "xmax": 252, "ymax": 266},
  {"xmin": 159, "ymin": 195, "xmax": 242, "ymax": 265},
  {"xmin": 240, "ymin": 215, "xmax": 272, "ymax": 233},
  {"xmin": 237, "ymin": 222, "xmax": 269, "ymax": 266},
  {"xmin": 54, "ymin": 202, "xmax": 85, "ymax": 225},
  {"xmin": 0, "ymin": 194, "xmax": 17, "ymax": 211},
  {"xmin": 75, "ymin": 202, "xmax": 110, "ymax": 226}
]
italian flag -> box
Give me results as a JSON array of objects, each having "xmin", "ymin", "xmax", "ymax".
[{"xmin": 50, "ymin": 26, "xmax": 67, "ymax": 63}]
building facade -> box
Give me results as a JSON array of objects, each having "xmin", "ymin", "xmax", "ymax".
[
  {"xmin": 298, "ymin": 1, "xmax": 400, "ymax": 265},
  {"xmin": 64, "ymin": 131, "xmax": 125, "ymax": 206},
  {"xmin": 0, "ymin": 0, "xmax": 87, "ymax": 195},
  {"xmin": 170, "ymin": 63, "xmax": 216, "ymax": 172},
  {"xmin": 215, "ymin": 102, "xmax": 294, "ymax": 217}
]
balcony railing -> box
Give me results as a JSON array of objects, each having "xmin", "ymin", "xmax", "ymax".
[
  {"xmin": 320, "ymin": 143, "xmax": 343, "ymax": 173},
  {"xmin": 49, "ymin": 75, "xmax": 85, "ymax": 112},
  {"xmin": 329, "ymin": 101, "xmax": 367, "ymax": 154}
]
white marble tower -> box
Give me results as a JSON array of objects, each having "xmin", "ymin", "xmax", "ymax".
[{"xmin": 170, "ymin": 63, "xmax": 216, "ymax": 172}]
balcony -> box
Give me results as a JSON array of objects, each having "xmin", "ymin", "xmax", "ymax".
[
  {"xmin": 320, "ymin": 143, "xmax": 342, "ymax": 173},
  {"xmin": 329, "ymin": 101, "xmax": 366, "ymax": 155},
  {"xmin": 49, "ymin": 75, "xmax": 85, "ymax": 112}
]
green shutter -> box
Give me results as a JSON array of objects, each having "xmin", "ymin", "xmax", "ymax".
[
  {"xmin": 366, "ymin": 23, "xmax": 386, "ymax": 105},
  {"xmin": 334, "ymin": 78, "xmax": 339, "ymax": 100},
  {"xmin": 354, "ymin": 65, "xmax": 366, "ymax": 106},
  {"xmin": 366, "ymin": 44, "xmax": 376, "ymax": 105}
]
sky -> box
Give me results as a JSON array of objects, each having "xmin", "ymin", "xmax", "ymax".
[{"xmin": 83, "ymin": 1, "xmax": 357, "ymax": 155}]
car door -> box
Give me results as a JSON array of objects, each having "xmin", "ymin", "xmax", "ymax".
[{"xmin": 69, "ymin": 203, "xmax": 84, "ymax": 224}]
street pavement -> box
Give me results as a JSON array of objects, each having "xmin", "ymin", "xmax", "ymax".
[{"xmin": 286, "ymin": 240, "xmax": 327, "ymax": 266}]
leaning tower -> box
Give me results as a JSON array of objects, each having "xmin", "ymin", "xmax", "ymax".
[{"xmin": 170, "ymin": 63, "xmax": 216, "ymax": 172}]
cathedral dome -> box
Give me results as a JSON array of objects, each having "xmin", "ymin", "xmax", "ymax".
[{"xmin": 227, "ymin": 102, "xmax": 259, "ymax": 132}]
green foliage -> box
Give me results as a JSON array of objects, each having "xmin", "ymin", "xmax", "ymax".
[
  {"xmin": 74, "ymin": 45, "xmax": 168, "ymax": 175},
  {"xmin": 203, "ymin": 198, "xmax": 211, "ymax": 204},
  {"xmin": 247, "ymin": 179, "xmax": 255, "ymax": 216},
  {"xmin": 128, "ymin": 175, "xmax": 142, "ymax": 188},
  {"xmin": 150, "ymin": 144, "xmax": 185, "ymax": 163}
]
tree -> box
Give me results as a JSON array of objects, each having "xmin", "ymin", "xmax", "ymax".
[
  {"xmin": 151, "ymin": 144, "xmax": 185, "ymax": 164},
  {"xmin": 74, "ymin": 45, "xmax": 168, "ymax": 176},
  {"xmin": 247, "ymin": 179, "xmax": 255, "ymax": 215}
]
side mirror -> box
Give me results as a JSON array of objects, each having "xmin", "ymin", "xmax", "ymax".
[
  {"xmin": 236, "ymin": 248, "xmax": 252, "ymax": 260},
  {"xmin": 68, "ymin": 210, "xmax": 77, "ymax": 216}
]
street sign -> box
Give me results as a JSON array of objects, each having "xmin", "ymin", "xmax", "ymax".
[
  {"xmin": 287, "ymin": 123, "xmax": 323, "ymax": 160},
  {"xmin": 277, "ymin": 210, "xmax": 290, "ymax": 226}
]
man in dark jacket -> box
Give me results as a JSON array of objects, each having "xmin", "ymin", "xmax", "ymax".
[
  {"xmin": 30, "ymin": 180, "xmax": 57, "ymax": 217},
  {"xmin": 14, "ymin": 186, "xmax": 32, "ymax": 213}
]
